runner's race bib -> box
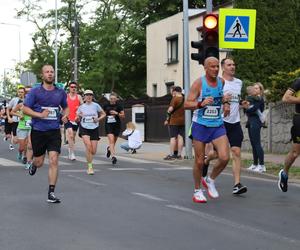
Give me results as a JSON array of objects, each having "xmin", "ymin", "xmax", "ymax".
[
  {"xmin": 203, "ymin": 106, "xmax": 220, "ymax": 119},
  {"xmin": 42, "ymin": 107, "xmax": 59, "ymax": 120},
  {"xmin": 107, "ymin": 115, "xmax": 116, "ymax": 123},
  {"xmin": 25, "ymin": 120, "xmax": 32, "ymax": 129},
  {"xmin": 83, "ymin": 116, "xmax": 95, "ymax": 123}
]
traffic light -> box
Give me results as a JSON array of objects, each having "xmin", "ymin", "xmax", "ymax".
[{"xmin": 191, "ymin": 14, "xmax": 219, "ymax": 65}]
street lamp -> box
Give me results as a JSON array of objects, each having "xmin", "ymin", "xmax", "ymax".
[{"xmin": 0, "ymin": 22, "xmax": 21, "ymax": 63}]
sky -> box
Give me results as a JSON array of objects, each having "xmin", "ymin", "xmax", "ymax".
[{"xmin": 0, "ymin": 0, "xmax": 59, "ymax": 81}]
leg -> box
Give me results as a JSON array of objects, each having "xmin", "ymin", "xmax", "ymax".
[
  {"xmin": 210, "ymin": 135, "xmax": 230, "ymax": 180},
  {"xmin": 66, "ymin": 127, "xmax": 75, "ymax": 152},
  {"xmin": 107, "ymin": 134, "xmax": 116, "ymax": 157},
  {"xmin": 193, "ymin": 140, "xmax": 206, "ymax": 190},
  {"xmin": 284, "ymin": 143, "xmax": 300, "ymax": 174},
  {"xmin": 120, "ymin": 142, "xmax": 130, "ymax": 152},
  {"xmin": 176, "ymin": 134, "xmax": 184, "ymax": 157},
  {"xmin": 248, "ymin": 125, "xmax": 258, "ymax": 165},
  {"xmin": 48, "ymin": 151, "xmax": 59, "ymax": 186},
  {"xmin": 231, "ymin": 146, "xmax": 242, "ymax": 185},
  {"xmin": 82, "ymin": 135, "xmax": 93, "ymax": 163}
]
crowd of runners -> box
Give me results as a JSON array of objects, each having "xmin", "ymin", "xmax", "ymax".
[{"xmin": 0, "ymin": 59, "xmax": 299, "ymax": 205}]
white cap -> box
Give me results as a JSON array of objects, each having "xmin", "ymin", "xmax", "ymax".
[{"xmin": 84, "ymin": 89, "xmax": 94, "ymax": 95}]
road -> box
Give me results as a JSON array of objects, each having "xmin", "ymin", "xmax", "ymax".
[{"xmin": 0, "ymin": 139, "xmax": 300, "ymax": 250}]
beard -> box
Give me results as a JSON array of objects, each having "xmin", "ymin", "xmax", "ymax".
[{"xmin": 43, "ymin": 77, "xmax": 54, "ymax": 85}]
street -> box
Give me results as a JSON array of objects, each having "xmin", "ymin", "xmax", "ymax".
[{"xmin": 0, "ymin": 139, "xmax": 300, "ymax": 250}]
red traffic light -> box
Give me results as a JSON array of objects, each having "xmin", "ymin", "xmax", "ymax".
[{"xmin": 203, "ymin": 14, "xmax": 218, "ymax": 30}]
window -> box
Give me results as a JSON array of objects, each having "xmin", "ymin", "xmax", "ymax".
[
  {"xmin": 152, "ymin": 84, "xmax": 157, "ymax": 97},
  {"xmin": 165, "ymin": 82, "xmax": 174, "ymax": 94},
  {"xmin": 166, "ymin": 35, "xmax": 178, "ymax": 64}
]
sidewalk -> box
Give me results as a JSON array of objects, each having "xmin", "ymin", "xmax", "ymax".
[{"xmin": 71, "ymin": 136, "xmax": 300, "ymax": 168}]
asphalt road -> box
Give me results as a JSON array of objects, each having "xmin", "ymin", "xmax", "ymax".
[{"xmin": 0, "ymin": 139, "xmax": 300, "ymax": 250}]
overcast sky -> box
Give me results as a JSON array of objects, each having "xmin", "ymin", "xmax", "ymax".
[{"xmin": 0, "ymin": 0, "xmax": 60, "ymax": 80}]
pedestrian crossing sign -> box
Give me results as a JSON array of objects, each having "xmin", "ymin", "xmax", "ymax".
[{"xmin": 219, "ymin": 8, "xmax": 256, "ymax": 49}]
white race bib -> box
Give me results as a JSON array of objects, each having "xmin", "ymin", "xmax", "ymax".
[
  {"xmin": 203, "ymin": 106, "xmax": 220, "ymax": 119},
  {"xmin": 83, "ymin": 116, "xmax": 94, "ymax": 123},
  {"xmin": 42, "ymin": 107, "xmax": 59, "ymax": 120},
  {"xmin": 25, "ymin": 120, "xmax": 32, "ymax": 128},
  {"xmin": 107, "ymin": 115, "xmax": 116, "ymax": 123}
]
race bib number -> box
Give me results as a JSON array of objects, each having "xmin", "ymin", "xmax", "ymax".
[
  {"xmin": 42, "ymin": 107, "xmax": 59, "ymax": 120},
  {"xmin": 203, "ymin": 106, "xmax": 220, "ymax": 119},
  {"xmin": 83, "ymin": 116, "xmax": 94, "ymax": 123},
  {"xmin": 25, "ymin": 120, "xmax": 32, "ymax": 128},
  {"xmin": 107, "ymin": 115, "xmax": 116, "ymax": 123}
]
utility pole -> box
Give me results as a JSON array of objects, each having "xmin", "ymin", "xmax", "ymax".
[
  {"xmin": 206, "ymin": 0, "xmax": 213, "ymax": 13},
  {"xmin": 183, "ymin": 0, "xmax": 193, "ymax": 159},
  {"xmin": 72, "ymin": 2, "xmax": 79, "ymax": 83},
  {"xmin": 54, "ymin": 0, "xmax": 58, "ymax": 84}
]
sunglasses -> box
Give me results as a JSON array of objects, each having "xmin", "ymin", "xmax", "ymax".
[{"xmin": 69, "ymin": 86, "xmax": 77, "ymax": 89}]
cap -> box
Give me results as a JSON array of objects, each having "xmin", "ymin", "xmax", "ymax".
[{"xmin": 84, "ymin": 89, "xmax": 94, "ymax": 95}]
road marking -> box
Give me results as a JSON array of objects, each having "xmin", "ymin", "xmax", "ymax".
[
  {"xmin": 61, "ymin": 169, "xmax": 100, "ymax": 173},
  {"xmin": 154, "ymin": 167, "xmax": 192, "ymax": 171},
  {"xmin": 108, "ymin": 168, "xmax": 147, "ymax": 171},
  {"xmin": 131, "ymin": 192, "xmax": 169, "ymax": 202},
  {"xmin": 115, "ymin": 155, "xmax": 154, "ymax": 164},
  {"xmin": 61, "ymin": 156, "xmax": 107, "ymax": 165},
  {"xmin": 0, "ymin": 158, "xmax": 23, "ymax": 167},
  {"xmin": 166, "ymin": 204, "xmax": 300, "ymax": 246},
  {"xmin": 67, "ymin": 175, "xmax": 106, "ymax": 186}
]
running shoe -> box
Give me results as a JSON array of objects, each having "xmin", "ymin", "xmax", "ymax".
[
  {"xmin": 232, "ymin": 183, "xmax": 248, "ymax": 195},
  {"xmin": 25, "ymin": 162, "xmax": 31, "ymax": 170},
  {"xmin": 9, "ymin": 144, "xmax": 14, "ymax": 150},
  {"xmin": 69, "ymin": 152, "xmax": 76, "ymax": 161},
  {"xmin": 17, "ymin": 152, "xmax": 22, "ymax": 161},
  {"xmin": 22, "ymin": 156, "xmax": 27, "ymax": 165},
  {"xmin": 3, "ymin": 136, "xmax": 7, "ymax": 141},
  {"xmin": 106, "ymin": 146, "xmax": 111, "ymax": 158},
  {"xmin": 131, "ymin": 149, "xmax": 137, "ymax": 154},
  {"xmin": 192, "ymin": 189, "xmax": 207, "ymax": 203},
  {"xmin": 247, "ymin": 164, "xmax": 257, "ymax": 171},
  {"xmin": 163, "ymin": 154, "xmax": 176, "ymax": 160},
  {"xmin": 176, "ymin": 155, "xmax": 183, "ymax": 160},
  {"xmin": 202, "ymin": 176, "xmax": 219, "ymax": 199},
  {"xmin": 28, "ymin": 163, "xmax": 37, "ymax": 176},
  {"xmin": 112, "ymin": 156, "xmax": 117, "ymax": 165},
  {"xmin": 87, "ymin": 167, "xmax": 94, "ymax": 175},
  {"xmin": 278, "ymin": 169, "xmax": 288, "ymax": 192},
  {"xmin": 253, "ymin": 165, "xmax": 266, "ymax": 173},
  {"xmin": 47, "ymin": 192, "xmax": 61, "ymax": 203}
]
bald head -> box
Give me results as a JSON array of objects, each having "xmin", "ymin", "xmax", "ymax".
[{"xmin": 204, "ymin": 57, "xmax": 219, "ymax": 68}]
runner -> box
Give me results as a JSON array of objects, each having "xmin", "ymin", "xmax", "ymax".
[
  {"xmin": 77, "ymin": 90, "xmax": 106, "ymax": 175},
  {"xmin": 23, "ymin": 64, "xmax": 69, "ymax": 203},
  {"xmin": 103, "ymin": 93, "xmax": 125, "ymax": 165},
  {"xmin": 184, "ymin": 57, "xmax": 230, "ymax": 203},
  {"xmin": 11, "ymin": 96, "xmax": 32, "ymax": 169},
  {"xmin": 64, "ymin": 81, "xmax": 83, "ymax": 160},
  {"xmin": 6, "ymin": 87, "xmax": 26, "ymax": 151},
  {"xmin": 202, "ymin": 58, "xmax": 247, "ymax": 195},
  {"xmin": 278, "ymin": 77, "xmax": 300, "ymax": 192}
]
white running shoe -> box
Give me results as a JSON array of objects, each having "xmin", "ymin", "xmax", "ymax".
[
  {"xmin": 247, "ymin": 164, "xmax": 257, "ymax": 171},
  {"xmin": 70, "ymin": 152, "xmax": 76, "ymax": 161},
  {"xmin": 253, "ymin": 165, "xmax": 266, "ymax": 173},
  {"xmin": 9, "ymin": 144, "xmax": 14, "ymax": 150},
  {"xmin": 202, "ymin": 177, "xmax": 219, "ymax": 199},
  {"xmin": 192, "ymin": 189, "xmax": 207, "ymax": 203}
]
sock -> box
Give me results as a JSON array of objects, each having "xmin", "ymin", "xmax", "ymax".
[
  {"xmin": 174, "ymin": 151, "xmax": 178, "ymax": 156},
  {"xmin": 48, "ymin": 185, "xmax": 55, "ymax": 194},
  {"xmin": 88, "ymin": 162, "xmax": 93, "ymax": 168}
]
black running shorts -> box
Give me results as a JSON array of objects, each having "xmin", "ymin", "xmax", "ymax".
[
  {"xmin": 291, "ymin": 115, "xmax": 300, "ymax": 144},
  {"xmin": 31, "ymin": 129, "xmax": 62, "ymax": 157},
  {"xmin": 4, "ymin": 121, "xmax": 18, "ymax": 136},
  {"xmin": 105, "ymin": 123, "xmax": 121, "ymax": 137},
  {"xmin": 168, "ymin": 125, "xmax": 185, "ymax": 138},
  {"xmin": 224, "ymin": 121, "xmax": 244, "ymax": 148},
  {"xmin": 79, "ymin": 125, "xmax": 100, "ymax": 141}
]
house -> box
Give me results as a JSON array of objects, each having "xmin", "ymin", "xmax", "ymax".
[{"xmin": 146, "ymin": 3, "xmax": 233, "ymax": 97}]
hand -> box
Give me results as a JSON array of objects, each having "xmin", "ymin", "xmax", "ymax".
[
  {"xmin": 61, "ymin": 115, "xmax": 68, "ymax": 124},
  {"xmin": 93, "ymin": 117, "xmax": 99, "ymax": 123},
  {"xmin": 241, "ymin": 100, "xmax": 249, "ymax": 109},
  {"xmin": 202, "ymin": 96, "xmax": 214, "ymax": 107},
  {"xmin": 223, "ymin": 93, "xmax": 232, "ymax": 102},
  {"xmin": 223, "ymin": 103, "xmax": 230, "ymax": 117},
  {"xmin": 109, "ymin": 110, "xmax": 118, "ymax": 115},
  {"xmin": 40, "ymin": 109, "xmax": 50, "ymax": 118},
  {"xmin": 164, "ymin": 120, "xmax": 169, "ymax": 126}
]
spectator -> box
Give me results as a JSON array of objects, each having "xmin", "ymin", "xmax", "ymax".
[
  {"xmin": 163, "ymin": 86, "xmax": 185, "ymax": 160},
  {"xmin": 243, "ymin": 83, "xmax": 265, "ymax": 172},
  {"xmin": 120, "ymin": 122, "xmax": 142, "ymax": 154}
]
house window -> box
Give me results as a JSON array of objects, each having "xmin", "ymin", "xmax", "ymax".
[
  {"xmin": 166, "ymin": 35, "xmax": 178, "ymax": 64},
  {"xmin": 165, "ymin": 81, "xmax": 174, "ymax": 94},
  {"xmin": 152, "ymin": 84, "xmax": 157, "ymax": 97}
]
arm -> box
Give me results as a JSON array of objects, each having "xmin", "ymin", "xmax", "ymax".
[
  {"xmin": 97, "ymin": 110, "xmax": 106, "ymax": 121},
  {"xmin": 282, "ymin": 89, "xmax": 300, "ymax": 104},
  {"xmin": 22, "ymin": 106, "xmax": 49, "ymax": 118},
  {"xmin": 122, "ymin": 129, "xmax": 133, "ymax": 136},
  {"xmin": 61, "ymin": 107, "xmax": 69, "ymax": 123},
  {"xmin": 244, "ymin": 100, "xmax": 262, "ymax": 114},
  {"xmin": 11, "ymin": 103, "xmax": 23, "ymax": 119},
  {"xmin": 118, "ymin": 110, "xmax": 125, "ymax": 119}
]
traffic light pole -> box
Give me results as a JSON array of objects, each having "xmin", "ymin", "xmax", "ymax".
[
  {"xmin": 183, "ymin": 0, "xmax": 193, "ymax": 159},
  {"xmin": 206, "ymin": 0, "xmax": 213, "ymax": 13}
]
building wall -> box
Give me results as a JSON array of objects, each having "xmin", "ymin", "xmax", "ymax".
[{"xmin": 146, "ymin": 6, "xmax": 233, "ymax": 97}]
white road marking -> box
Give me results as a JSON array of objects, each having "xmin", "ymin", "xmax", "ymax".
[
  {"xmin": 154, "ymin": 167, "xmax": 192, "ymax": 171},
  {"xmin": 108, "ymin": 168, "xmax": 147, "ymax": 171},
  {"xmin": 0, "ymin": 158, "xmax": 23, "ymax": 167},
  {"xmin": 131, "ymin": 192, "xmax": 169, "ymax": 202},
  {"xmin": 61, "ymin": 155, "xmax": 107, "ymax": 164},
  {"xmin": 61, "ymin": 169, "xmax": 100, "ymax": 173},
  {"xmin": 67, "ymin": 175, "xmax": 106, "ymax": 186},
  {"xmin": 166, "ymin": 204, "xmax": 300, "ymax": 246},
  {"xmin": 115, "ymin": 155, "xmax": 154, "ymax": 164}
]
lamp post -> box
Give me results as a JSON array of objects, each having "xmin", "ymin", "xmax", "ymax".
[
  {"xmin": 0, "ymin": 22, "xmax": 21, "ymax": 63},
  {"xmin": 54, "ymin": 0, "xmax": 58, "ymax": 84}
]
